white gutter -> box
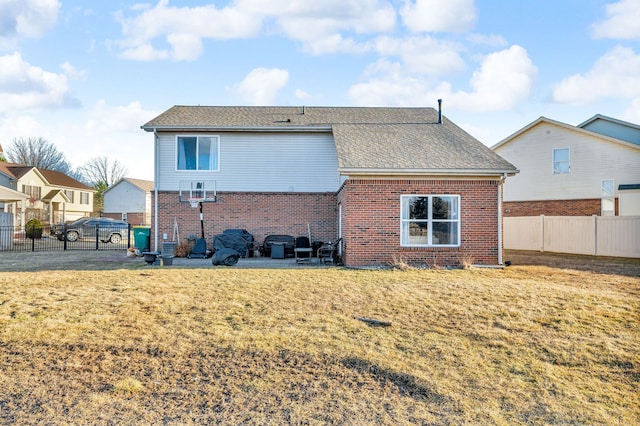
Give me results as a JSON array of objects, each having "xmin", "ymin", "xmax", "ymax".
[
  {"xmin": 153, "ymin": 128, "xmax": 159, "ymax": 253},
  {"xmin": 497, "ymin": 173, "xmax": 507, "ymax": 265},
  {"xmin": 339, "ymin": 168, "xmax": 518, "ymax": 177}
]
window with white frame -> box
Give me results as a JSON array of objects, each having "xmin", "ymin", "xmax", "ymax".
[
  {"xmin": 177, "ymin": 136, "xmax": 219, "ymax": 171},
  {"xmin": 553, "ymin": 148, "xmax": 570, "ymax": 174},
  {"xmin": 601, "ymin": 179, "xmax": 615, "ymax": 197},
  {"xmin": 80, "ymin": 192, "xmax": 90, "ymax": 205},
  {"xmin": 401, "ymin": 195, "xmax": 460, "ymax": 247},
  {"xmin": 65, "ymin": 190, "xmax": 74, "ymax": 203},
  {"xmin": 601, "ymin": 179, "xmax": 615, "ymax": 216}
]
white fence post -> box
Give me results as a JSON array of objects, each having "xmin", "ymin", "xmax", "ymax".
[
  {"xmin": 541, "ymin": 215, "xmax": 544, "ymax": 252},
  {"xmin": 594, "ymin": 215, "xmax": 598, "ymax": 256}
]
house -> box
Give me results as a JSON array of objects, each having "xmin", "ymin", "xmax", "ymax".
[
  {"xmin": 492, "ymin": 115, "xmax": 640, "ymax": 217},
  {"xmin": 0, "ymin": 162, "xmax": 95, "ymax": 227},
  {"xmin": 103, "ymin": 178, "xmax": 154, "ymax": 225},
  {"xmin": 141, "ymin": 105, "xmax": 517, "ymax": 267}
]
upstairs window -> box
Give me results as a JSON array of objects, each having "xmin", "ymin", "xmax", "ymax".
[
  {"xmin": 401, "ymin": 195, "xmax": 460, "ymax": 247},
  {"xmin": 553, "ymin": 148, "xmax": 570, "ymax": 174},
  {"xmin": 80, "ymin": 192, "xmax": 90, "ymax": 205},
  {"xmin": 22, "ymin": 185, "xmax": 41, "ymax": 200},
  {"xmin": 65, "ymin": 190, "xmax": 75, "ymax": 203},
  {"xmin": 177, "ymin": 136, "xmax": 219, "ymax": 171}
]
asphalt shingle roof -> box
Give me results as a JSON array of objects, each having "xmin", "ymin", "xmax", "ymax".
[
  {"xmin": 142, "ymin": 106, "xmax": 517, "ymax": 174},
  {"xmin": 0, "ymin": 162, "xmax": 93, "ymax": 190}
]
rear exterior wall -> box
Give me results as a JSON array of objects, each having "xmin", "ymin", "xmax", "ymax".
[
  {"xmin": 338, "ymin": 178, "xmax": 501, "ymax": 267},
  {"xmin": 153, "ymin": 191, "xmax": 338, "ymax": 251}
]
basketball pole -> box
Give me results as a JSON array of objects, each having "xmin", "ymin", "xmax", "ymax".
[{"xmin": 199, "ymin": 201, "xmax": 205, "ymax": 239}]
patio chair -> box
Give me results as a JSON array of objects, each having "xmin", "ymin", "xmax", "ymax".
[
  {"xmin": 294, "ymin": 236, "xmax": 312, "ymax": 263},
  {"xmin": 318, "ymin": 238, "xmax": 342, "ymax": 265}
]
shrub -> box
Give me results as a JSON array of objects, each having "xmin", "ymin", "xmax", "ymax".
[
  {"xmin": 174, "ymin": 242, "xmax": 192, "ymax": 257},
  {"xmin": 25, "ymin": 218, "xmax": 43, "ymax": 239}
]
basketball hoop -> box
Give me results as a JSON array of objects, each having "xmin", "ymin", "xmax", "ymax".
[{"xmin": 188, "ymin": 198, "xmax": 202, "ymax": 208}]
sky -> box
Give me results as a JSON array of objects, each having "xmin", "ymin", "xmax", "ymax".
[{"xmin": 1, "ymin": 0, "xmax": 639, "ymax": 181}]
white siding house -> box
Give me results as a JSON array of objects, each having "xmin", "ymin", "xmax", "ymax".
[
  {"xmin": 493, "ymin": 116, "xmax": 640, "ymax": 216},
  {"xmin": 156, "ymin": 132, "xmax": 340, "ymax": 193},
  {"xmin": 0, "ymin": 163, "xmax": 95, "ymax": 227},
  {"xmin": 103, "ymin": 178, "xmax": 154, "ymax": 225}
]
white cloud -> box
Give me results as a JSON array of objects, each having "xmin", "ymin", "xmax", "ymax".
[
  {"xmin": 0, "ymin": 115, "xmax": 44, "ymax": 143},
  {"xmin": 116, "ymin": 0, "xmax": 262, "ymax": 61},
  {"xmin": 445, "ymin": 45, "xmax": 537, "ymax": 111},
  {"xmin": 78, "ymin": 100, "xmax": 159, "ymax": 178},
  {"xmin": 60, "ymin": 62, "xmax": 87, "ymax": 81},
  {"xmin": 295, "ymin": 89, "xmax": 312, "ymax": 101},
  {"xmin": 348, "ymin": 71, "xmax": 429, "ymax": 106},
  {"xmin": 301, "ymin": 34, "xmax": 367, "ymax": 56},
  {"xmin": 243, "ymin": 0, "xmax": 396, "ymax": 54},
  {"xmin": 232, "ymin": 68, "xmax": 289, "ymax": 105},
  {"xmin": 116, "ymin": 0, "xmax": 396, "ymax": 60},
  {"xmin": 0, "ymin": 52, "xmax": 80, "ymax": 112},
  {"xmin": 349, "ymin": 45, "xmax": 537, "ymax": 112},
  {"xmin": 467, "ymin": 33, "xmax": 508, "ymax": 48},
  {"xmin": 0, "ymin": 0, "xmax": 61, "ymax": 47},
  {"xmin": 622, "ymin": 97, "xmax": 640, "ymax": 123},
  {"xmin": 592, "ymin": 0, "xmax": 640, "ymax": 40},
  {"xmin": 400, "ymin": 0, "xmax": 477, "ymax": 33},
  {"xmin": 552, "ymin": 46, "xmax": 640, "ymax": 105},
  {"xmin": 85, "ymin": 100, "xmax": 154, "ymax": 135},
  {"xmin": 374, "ymin": 35, "xmax": 465, "ymax": 75},
  {"xmin": 0, "ymin": 102, "xmax": 158, "ymax": 179}
]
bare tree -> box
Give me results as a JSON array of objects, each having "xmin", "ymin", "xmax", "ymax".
[
  {"xmin": 78, "ymin": 156, "xmax": 128, "ymax": 214},
  {"xmin": 77, "ymin": 156, "xmax": 128, "ymax": 187},
  {"xmin": 5, "ymin": 137, "xmax": 72, "ymax": 173}
]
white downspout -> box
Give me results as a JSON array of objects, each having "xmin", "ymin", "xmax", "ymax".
[
  {"xmin": 153, "ymin": 129, "xmax": 159, "ymax": 253},
  {"xmin": 497, "ymin": 173, "xmax": 507, "ymax": 265}
]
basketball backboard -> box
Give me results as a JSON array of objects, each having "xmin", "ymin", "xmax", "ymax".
[{"xmin": 178, "ymin": 180, "xmax": 217, "ymax": 203}]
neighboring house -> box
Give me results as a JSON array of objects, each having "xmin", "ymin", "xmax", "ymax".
[
  {"xmin": 492, "ymin": 115, "xmax": 640, "ymax": 217},
  {"xmin": 141, "ymin": 105, "xmax": 517, "ymax": 267},
  {"xmin": 0, "ymin": 162, "xmax": 95, "ymax": 227},
  {"xmin": 103, "ymin": 178, "xmax": 154, "ymax": 225}
]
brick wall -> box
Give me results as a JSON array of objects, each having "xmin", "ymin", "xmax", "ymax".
[
  {"xmin": 503, "ymin": 199, "xmax": 617, "ymax": 216},
  {"xmin": 338, "ymin": 179, "xmax": 501, "ymax": 267},
  {"xmin": 152, "ymin": 191, "xmax": 337, "ymax": 250}
]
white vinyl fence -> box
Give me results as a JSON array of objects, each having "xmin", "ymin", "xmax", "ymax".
[{"xmin": 504, "ymin": 215, "xmax": 640, "ymax": 258}]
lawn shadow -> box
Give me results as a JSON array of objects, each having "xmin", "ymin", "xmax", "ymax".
[{"xmin": 341, "ymin": 356, "xmax": 459, "ymax": 410}]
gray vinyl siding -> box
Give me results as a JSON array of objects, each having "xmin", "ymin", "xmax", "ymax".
[{"xmin": 157, "ymin": 131, "xmax": 340, "ymax": 192}]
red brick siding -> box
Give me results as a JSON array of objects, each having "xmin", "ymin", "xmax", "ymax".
[
  {"xmin": 503, "ymin": 198, "xmax": 618, "ymax": 216},
  {"xmin": 338, "ymin": 179, "xmax": 501, "ymax": 267},
  {"xmin": 103, "ymin": 212, "xmax": 148, "ymax": 226},
  {"xmin": 153, "ymin": 191, "xmax": 337, "ymax": 249}
]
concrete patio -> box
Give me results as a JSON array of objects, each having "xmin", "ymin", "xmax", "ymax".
[{"xmin": 166, "ymin": 255, "xmax": 337, "ymax": 268}]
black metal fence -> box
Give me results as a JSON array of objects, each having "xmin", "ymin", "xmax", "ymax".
[{"xmin": 0, "ymin": 224, "xmax": 132, "ymax": 253}]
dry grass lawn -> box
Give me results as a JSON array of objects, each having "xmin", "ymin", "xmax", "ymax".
[{"xmin": 0, "ymin": 251, "xmax": 638, "ymax": 424}]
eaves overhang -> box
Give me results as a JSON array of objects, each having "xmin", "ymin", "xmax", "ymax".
[
  {"xmin": 338, "ymin": 168, "xmax": 519, "ymax": 177},
  {"xmin": 141, "ymin": 125, "xmax": 333, "ymax": 133}
]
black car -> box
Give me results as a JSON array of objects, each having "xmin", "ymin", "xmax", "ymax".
[{"xmin": 52, "ymin": 217, "xmax": 128, "ymax": 243}]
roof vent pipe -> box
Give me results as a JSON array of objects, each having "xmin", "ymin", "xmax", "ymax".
[
  {"xmin": 437, "ymin": 99, "xmax": 442, "ymax": 124},
  {"xmin": 301, "ymin": 105, "xmax": 305, "ymax": 115}
]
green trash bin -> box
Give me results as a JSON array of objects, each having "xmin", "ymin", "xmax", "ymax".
[{"xmin": 133, "ymin": 226, "xmax": 151, "ymax": 252}]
